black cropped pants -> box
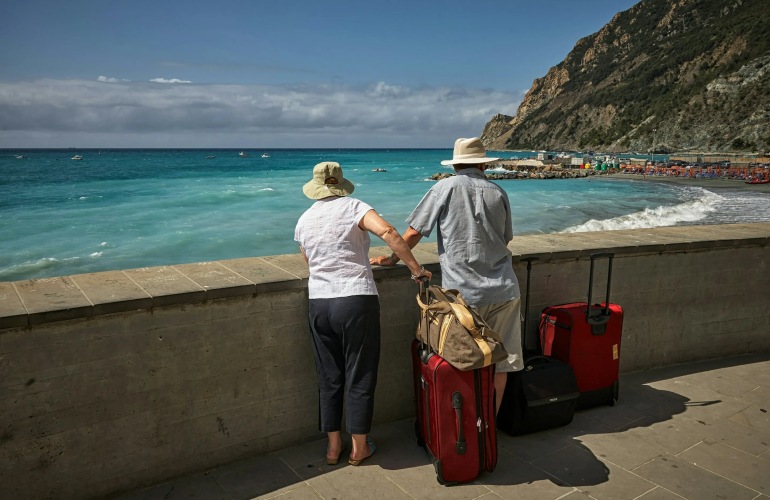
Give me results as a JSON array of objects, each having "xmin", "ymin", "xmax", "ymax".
[{"xmin": 307, "ymin": 295, "xmax": 381, "ymax": 435}]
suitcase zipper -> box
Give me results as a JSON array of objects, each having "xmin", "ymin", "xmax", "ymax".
[{"xmin": 474, "ymin": 370, "xmax": 485, "ymax": 475}]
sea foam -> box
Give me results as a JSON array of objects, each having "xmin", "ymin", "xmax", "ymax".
[
  {"xmin": 0, "ymin": 257, "xmax": 61, "ymax": 277},
  {"xmin": 562, "ymin": 188, "xmax": 723, "ymax": 232}
]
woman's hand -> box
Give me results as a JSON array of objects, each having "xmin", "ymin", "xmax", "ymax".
[
  {"xmin": 369, "ymin": 255, "xmax": 397, "ymax": 266},
  {"xmin": 360, "ymin": 210, "xmax": 427, "ymax": 281}
]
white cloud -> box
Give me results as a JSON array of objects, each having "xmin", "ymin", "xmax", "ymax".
[
  {"xmin": 0, "ymin": 79, "xmax": 523, "ymax": 147},
  {"xmin": 97, "ymin": 76, "xmax": 120, "ymax": 83},
  {"xmin": 150, "ymin": 78, "xmax": 193, "ymax": 84},
  {"xmin": 367, "ymin": 81, "xmax": 410, "ymax": 99}
]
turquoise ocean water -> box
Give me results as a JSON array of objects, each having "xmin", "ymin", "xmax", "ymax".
[{"xmin": 2, "ymin": 148, "xmax": 770, "ymax": 282}]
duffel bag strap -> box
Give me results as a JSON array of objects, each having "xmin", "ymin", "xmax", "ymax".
[
  {"xmin": 448, "ymin": 302, "xmax": 493, "ymax": 367},
  {"xmin": 417, "ymin": 287, "xmax": 450, "ymax": 352}
]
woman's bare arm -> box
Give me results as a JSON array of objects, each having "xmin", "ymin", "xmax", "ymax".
[{"xmin": 359, "ymin": 210, "xmax": 431, "ymax": 281}]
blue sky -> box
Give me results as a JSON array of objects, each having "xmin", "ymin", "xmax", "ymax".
[{"xmin": 0, "ymin": 0, "xmax": 638, "ymax": 148}]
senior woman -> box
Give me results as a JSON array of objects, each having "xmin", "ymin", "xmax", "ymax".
[{"xmin": 295, "ymin": 161, "xmax": 431, "ymax": 466}]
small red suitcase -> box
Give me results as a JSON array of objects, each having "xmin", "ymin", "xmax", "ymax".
[
  {"xmin": 540, "ymin": 253, "xmax": 623, "ymax": 409},
  {"xmin": 412, "ymin": 339, "xmax": 497, "ymax": 484}
]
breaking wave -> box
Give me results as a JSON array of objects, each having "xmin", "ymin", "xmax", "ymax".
[
  {"xmin": 562, "ymin": 188, "xmax": 724, "ymax": 233},
  {"xmin": 0, "ymin": 256, "xmax": 78, "ymax": 280}
]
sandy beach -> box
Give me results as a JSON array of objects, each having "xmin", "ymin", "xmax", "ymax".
[{"xmin": 604, "ymin": 172, "xmax": 770, "ymax": 192}]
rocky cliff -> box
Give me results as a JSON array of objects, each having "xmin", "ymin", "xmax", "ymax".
[{"xmin": 482, "ymin": 0, "xmax": 770, "ymax": 153}]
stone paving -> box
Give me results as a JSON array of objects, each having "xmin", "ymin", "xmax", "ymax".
[{"xmin": 115, "ymin": 353, "xmax": 770, "ymax": 500}]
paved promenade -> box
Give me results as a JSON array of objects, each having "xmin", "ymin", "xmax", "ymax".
[{"xmin": 115, "ymin": 353, "xmax": 770, "ymax": 500}]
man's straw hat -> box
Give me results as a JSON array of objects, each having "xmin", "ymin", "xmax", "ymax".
[{"xmin": 441, "ymin": 137, "xmax": 499, "ymax": 166}]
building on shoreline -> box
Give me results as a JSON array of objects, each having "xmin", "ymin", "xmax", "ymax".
[{"xmin": 669, "ymin": 154, "xmax": 770, "ymax": 167}]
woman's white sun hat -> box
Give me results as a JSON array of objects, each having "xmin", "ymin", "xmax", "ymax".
[
  {"xmin": 302, "ymin": 161, "xmax": 356, "ymax": 200},
  {"xmin": 440, "ymin": 137, "xmax": 499, "ymax": 166}
]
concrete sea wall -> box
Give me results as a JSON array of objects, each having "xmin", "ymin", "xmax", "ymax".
[{"xmin": 1, "ymin": 223, "xmax": 769, "ymax": 499}]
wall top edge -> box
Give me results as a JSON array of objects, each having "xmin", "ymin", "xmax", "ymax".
[{"xmin": 2, "ymin": 223, "xmax": 769, "ymax": 331}]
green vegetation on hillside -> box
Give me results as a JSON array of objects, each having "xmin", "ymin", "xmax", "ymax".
[{"xmin": 498, "ymin": 0, "xmax": 770, "ymax": 152}]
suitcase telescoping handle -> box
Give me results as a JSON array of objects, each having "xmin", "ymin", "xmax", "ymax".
[
  {"xmin": 418, "ymin": 276, "xmax": 431, "ymax": 306},
  {"xmin": 521, "ymin": 257, "xmax": 539, "ymax": 352},
  {"xmin": 418, "ymin": 277, "xmax": 433, "ymax": 364},
  {"xmin": 586, "ymin": 252, "xmax": 614, "ymax": 333}
]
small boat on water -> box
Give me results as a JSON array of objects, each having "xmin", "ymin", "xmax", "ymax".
[
  {"xmin": 15, "ymin": 155, "xmax": 27, "ymax": 159},
  {"xmin": 261, "ymin": 153, "xmax": 270, "ymax": 158},
  {"xmin": 372, "ymin": 168, "xmax": 387, "ymax": 172},
  {"xmin": 206, "ymin": 155, "xmax": 216, "ymax": 159},
  {"xmin": 239, "ymin": 151, "xmax": 249, "ymax": 157},
  {"xmin": 71, "ymin": 155, "xmax": 83, "ymax": 161},
  {"xmin": 745, "ymin": 178, "xmax": 770, "ymax": 185}
]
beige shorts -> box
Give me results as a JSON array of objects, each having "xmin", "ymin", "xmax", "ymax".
[{"xmin": 474, "ymin": 298, "xmax": 524, "ymax": 373}]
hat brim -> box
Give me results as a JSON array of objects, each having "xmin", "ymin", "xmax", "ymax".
[
  {"xmin": 302, "ymin": 179, "xmax": 355, "ymax": 200},
  {"xmin": 440, "ymin": 157, "xmax": 499, "ymax": 166}
]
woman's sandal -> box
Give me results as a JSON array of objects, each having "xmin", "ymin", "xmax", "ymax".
[
  {"xmin": 326, "ymin": 443, "xmax": 347, "ymax": 466},
  {"xmin": 348, "ymin": 438, "xmax": 376, "ymax": 466}
]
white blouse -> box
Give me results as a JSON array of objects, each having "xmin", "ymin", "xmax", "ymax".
[{"xmin": 294, "ymin": 196, "xmax": 378, "ymax": 299}]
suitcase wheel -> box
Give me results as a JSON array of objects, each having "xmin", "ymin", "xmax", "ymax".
[{"xmin": 609, "ymin": 380, "xmax": 619, "ymax": 406}]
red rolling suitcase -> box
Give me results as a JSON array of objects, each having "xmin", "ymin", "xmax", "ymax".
[
  {"xmin": 540, "ymin": 253, "xmax": 623, "ymax": 409},
  {"xmin": 412, "ymin": 338, "xmax": 497, "ymax": 484}
]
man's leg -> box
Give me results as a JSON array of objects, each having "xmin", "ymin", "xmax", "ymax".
[
  {"xmin": 494, "ymin": 371, "xmax": 507, "ymax": 415},
  {"xmin": 474, "ymin": 297, "xmax": 523, "ymax": 415}
]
